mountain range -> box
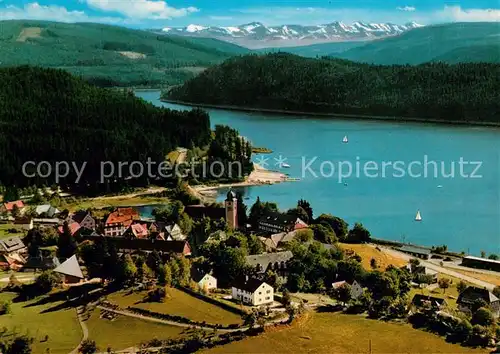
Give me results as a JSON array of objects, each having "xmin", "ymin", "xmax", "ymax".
[{"xmin": 159, "ymin": 21, "xmax": 424, "ymax": 48}]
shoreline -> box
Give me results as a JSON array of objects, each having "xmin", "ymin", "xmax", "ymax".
[
  {"xmin": 161, "ymin": 98, "xmax": 500, "ymax": 128},
  {"xmin": 191, "ymin": 164, "xmax": 291, "ymax": 200}
]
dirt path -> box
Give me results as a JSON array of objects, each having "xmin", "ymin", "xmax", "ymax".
[{"xmin": 70, "ymin": 305, "xmax": 89, "ymax": 354}]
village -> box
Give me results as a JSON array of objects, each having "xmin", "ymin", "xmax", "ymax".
[{"xmin": 0, "ymin": 188, "xmax": 500, "ymax": 353}]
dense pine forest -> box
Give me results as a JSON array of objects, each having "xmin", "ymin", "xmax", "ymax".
[
  {"xmin": 167, "ymin": 53, "xmax": 500, "ymax": 124},
  {"xmin": 0, "ymin": 20, "xmax": 248, "ymax": 87},
  {"xmin": 0, "ymin": 66, "xmax": 212, "ymax": 193}
]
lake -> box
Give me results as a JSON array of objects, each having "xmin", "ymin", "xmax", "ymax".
[{"xmin": 136, "ymin": 90, "xmax": 500, "ymax": 255}]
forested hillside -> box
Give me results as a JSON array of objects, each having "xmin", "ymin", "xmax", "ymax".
[
  {"xmin": 167, "ymin": 53, "xmax": 500, "ymax": 124},
  {"xmin": 0, "ymin": 66, "xmax": 211, "ymax": 192},
  {"xmin": 0, "ymin": 20, "xmax": 248, "ymax": 87},
  {"xmin": 334, "ymin": 23, "xmax": 500, "ymax": 64}
]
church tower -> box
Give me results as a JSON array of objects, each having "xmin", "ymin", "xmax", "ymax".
[{"xmin": 225, "ymin": 189, "xmax": 238, "ymax": 230}]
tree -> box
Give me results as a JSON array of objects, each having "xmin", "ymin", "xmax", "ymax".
[
  {"xmin": 370, "ymin": 258, "xmax": 378, "ymax": 270},
  {"xmin": 297, "ymin": 199, "xmax": 313, "ymax": 222},
  {"xmin": 79, "ymin": 339, "xmax": 98, "ymax": 354},
  {"xmin": 457, "ymin": 280, "xmax": 467, "ymax": 295},
  {"xmin": 168, "ymin": 258, "xmax": 180, "ymax": 286},
  {"xmin": 346, "ymin": 223, "xmax": 371, "ymax": 243},
  {"xmin": 177, "ymin": 257, "xmax": 191, "ymax": 286},
  {"xmin": 480, "ymin": 250, "xmax": 486, "ymax": 258},
  {"xmin": 331, "ymin": 283, "xmax": 351, "ymax": 306},
  {"xmin": 236, "ymin": 192, "xmax": 248, "ymax": 228},
  {"xmin": 438, "ymin": 278, "xmax": 451, "ymax": 293},
  {"xmin": 159, "ymin": 263, "xmax": 172, "ymax": 287},
  {"xmin": 287, "ymin": 207, "xmax": 309, "ymax": 224},
  {"xmin": 11, "ymin": 205, "xmax": 20, "ymax": 218},
  {"xmin": 35, "ymin": 271, "xmax": 61, "ymax": 293},
  {"xmin": 488, "ymin": 254, "xmax": 499, "ymax": 260},
  {"xmin": 471, "ymin": 307, "xmax": 494, "ymax": 326},
  {"xmin": 5, "ymin": 335, "xmax": 33, "ymax": 354},
  {"xmin": 314, "ymin": 214, "xmax": 348, "ymax": 240},
  {"xmin": 493, "ymin": 286, "xmax": 500, "ymax": 299},
  {"xmin": 282, "ymin": 289, "xmax": 292, "ymax": 307},
  {"xmin": 57, "ymin": 221, "xmax": 77, "ymax": 261},
  {"xmin": 116, "ymin": 254, "xmax": 137, "ymax": 284},
  {"xmin": 310, "ymin": 224, "xmax": 336, "ymax": 244}
]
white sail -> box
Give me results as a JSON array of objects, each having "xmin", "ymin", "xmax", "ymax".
[
  {"xmin": 343, "ymin": 136, "xmax": 348, "ymax": 143},
  {"xmin": 415, "ymin": 210, "xmax": 422, "ymax": 221}
]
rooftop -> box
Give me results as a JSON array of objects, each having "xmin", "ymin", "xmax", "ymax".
[
  {"xmin": 245, "ymin": 251, "xmax": 293, "ymax": 269},
  {"xmin": 232, "ymin": 277, "xmax": 268, "ymax": 293},
  {"xmin": 54, "ymin": 255, "xmax": 84, "ymax": 279},
  {"xmin": 464, "ymin": 255, "xmax": 500, "ymax": 265}
]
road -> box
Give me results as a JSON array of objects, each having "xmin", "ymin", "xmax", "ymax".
[{"xmin": 380, "ymin": 246, "xmax": 496, "ymax": 290}]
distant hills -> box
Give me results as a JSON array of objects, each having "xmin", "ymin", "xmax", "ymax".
[
  {"xmin": 333, "ymin": 23, "xmax": 500, "ymax": 64},
  {"xmin": 0, "ymin": 20, "xmax": 249, "ymax": 87},
  {"xmin": 158, "ymin": 21, "xmax": 423, "ymax": 49},
  {"xmin": 167, "ymin": 53, "xmax": 500, "ymax": 124}
]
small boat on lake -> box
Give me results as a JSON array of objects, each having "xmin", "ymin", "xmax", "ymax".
[
  {"xmin": 415, "ymin": 210, "xmax": 422, "ymax": 221},
  {"xmin": 281, "ymin": 163, "xmax": 291, "ymax": 168},
  {"xmin": 343, "ymin": 136, "xmax": 349, "ymax": 143}
]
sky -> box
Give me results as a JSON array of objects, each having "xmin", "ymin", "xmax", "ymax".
[{"xmin": 0, "ymin": 0, "xmax": 498, "ymax": 28}]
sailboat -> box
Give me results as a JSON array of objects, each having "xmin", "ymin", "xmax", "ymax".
[
  {"xmin": 281, "ymin": 163, "xmax": 291, "ymax": 168},
  {"xmin": 415, "ymin": 210, "xmax": 422, "ymax": 222},
  {"xmin": 342, "ymin": 136, "xmax": 349, "ymax": 143}
]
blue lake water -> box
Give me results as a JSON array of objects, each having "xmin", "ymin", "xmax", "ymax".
[{"xmin": 136, "ymin": 90, "xmax": 500, "ymax": 255}]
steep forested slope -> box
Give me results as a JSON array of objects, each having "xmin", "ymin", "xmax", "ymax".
[
  {"xmin": 334, "ymin": 23, "xmax": 500, "ymax": 64},
  {"xmin": 0, "ymin": 66, "xmax": 211, "ymax": 191},
  {"xmin": 0, "ymin": 20, "xmax": 249, "ymax": 87},
  {"xmin": 167, "ymin": 53, "xmax": 500, "ymax": 123}
]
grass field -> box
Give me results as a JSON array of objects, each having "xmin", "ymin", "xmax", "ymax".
[
  {"xmin": 445, "ymin": 267, "xmax": 500, "ymax": 286},
  {"xmin": 86, "ymin": 308, "xmax": 186, "ymax": 352},
  {"xmin": 0, "ymin": 223, "xmax": 25, "ymax": 240},
  {"xmin": 107, "ymin": 288, "xmax": 243, "ymax": 326},
  {"xmin": 204, "ymin": 312, "xmax": 487, "ymax": 353},
  {"xmin": 64, "ymin": 195, "xmax": 167, "ymax": 213},
  {"xmin": 407, "ymin": 274, "xmax": 471, "ymax": 308},
  {"xmin": 0, "ymin": 292, "xmax": 82, "ymax": 354},
  {"xmin": 339, "ymin": 243, "xmax": 408, "ymax": 270}
]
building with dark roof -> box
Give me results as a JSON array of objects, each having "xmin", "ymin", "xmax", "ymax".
[
  {"xmin": 191, "ymin": 268, "xmax": 217, "ymax": 291},
  {"xmin": 0, "ymin": 237, "xmax": 27, "ymax": 255},
  {"xmin": 257, "ymin": 212, "xmax": 307, "ymax": 234},
  {"xmin": 398, "ymin": 245, "xmax": 432, "ymax": 260},
  {"xmin": 23, "ymin": 253, "xmax": 60, "ymax": 272},
  {"xmin": 231, "ymin": 277, "xmax": 274, "ymax": 306},
  {"xmin": 411, "ymin": 294, "xmax": 448, "ymax": 310},
  {"xmin": 457, "ymin": 286, "xmax": 500, "ymax": 317},
  {"xmin": 83, "ymin": 235, "xmax": 191, "ymax": 256},
  {"xmin": 245, "ymin": 251, "xmax": 293, "ymax": 276},
  {"xmin": 184, "ymin": 205, "xmax": 226, "ymax": 221},
  {"xmin": 68, "ymin": 210, "xmax": 96, "ymax": 230},
  {"xmin": 461, "ymin": 256, "xmax": 500, "ymax": 272}
]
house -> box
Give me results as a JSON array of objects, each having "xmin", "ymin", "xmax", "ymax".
[
  {"xmin": 410, "ymin": 294, "xmax": 448, "ymax": 311},
  {"xmin": 184, "ymin": 190, "xmax": 239, "ymax": 230},
  {"xmin": 165, "ymin": 224, "xmax": 186, "ymax": 241},
  {"xmin": 123, "ymin": 223, "xmax": 149, "ymax": 239},
  {"xmin": 68, "ymin": 210, "xmax": 96, "ymax": 230},
  {"xmin": 0, "ymin": 237, "xmax": 27, "ymax": 255},
  {"xmin": 331, "ymin": 280, "xmax": 364, "ymax": 300},
  {"xmin": 14, "ymin": 217, "xmax": 33, "ymax": 231},
  {"xmin": 191, "ymin": 268, "xmax": 217, "ymax": 291},
  {"xmin": 257, "ymin": 212, "xmax": 307, "ymax": 234},
  {"xmin": 33, "ymin": 218, "xmax": 61, "ymax": 227},
  {"xmin": 57, "ymin": 222, "xmax": 81, "ymax": 236},
  {"xmin": 23, "ymin": 252, "xmax": 60, "ymax": 272},
  {"xmin": 231, "ymin": 277, "xmax": 274, "ymax": 306},
  {"xmin": 461, "ymin": 256, "xmax": 500, "ymax": 272},
  {"xmin": 457, "ymin": 286, "xmax": 500, "ymax": 317},
  {"xmin": 104, "ymin": 208, "xmax": 139, "ymax": 237},
  {"xmin": 53, "ymin": 255, "xmax": 85, "ymax": 284},
  {"xmin": 398, "ymin": 245, "xmax": 431, "ymax": 260},
  {"xmin": 0, "ymin": 200, "xmax": 25, "ymax": 215},
  {"xmin": 245, "ymin": 251, "xmax": 294, "ymax": 276},
  {"xmin": 34, "ymin": 204, "xmax": 60, "ymax": 218},
  {"xmin": 0, "ymin": 253, "xmax": 26, "ymax": 271},
  {"xmin": 405, "ymin": 264, "xmax": 438, "ymax": 283}
]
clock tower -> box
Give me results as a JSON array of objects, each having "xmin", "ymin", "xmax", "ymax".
[{"xmin": 225, "ymin": 189, "xmax": 238, "ymax": 230}]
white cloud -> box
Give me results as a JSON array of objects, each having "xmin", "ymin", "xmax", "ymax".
[
  {"xmin": 439, "ymin": 6, "xmax": 500, "ymax": 22},
  {"xmin": 397, "ymin": 6, "xmax": 416, "ymax": 12},
  {"xmin": 85, "ymin": 0, "xmax": 198, "ymax": 20},
  {"xmin": 0, "ymin": 2, "xmax": 122, "ymax": 23}
]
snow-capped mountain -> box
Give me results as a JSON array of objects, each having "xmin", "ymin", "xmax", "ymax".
[{"xmin": 160, "ymin": 21, "xmax": 424, "ymax": 48}]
